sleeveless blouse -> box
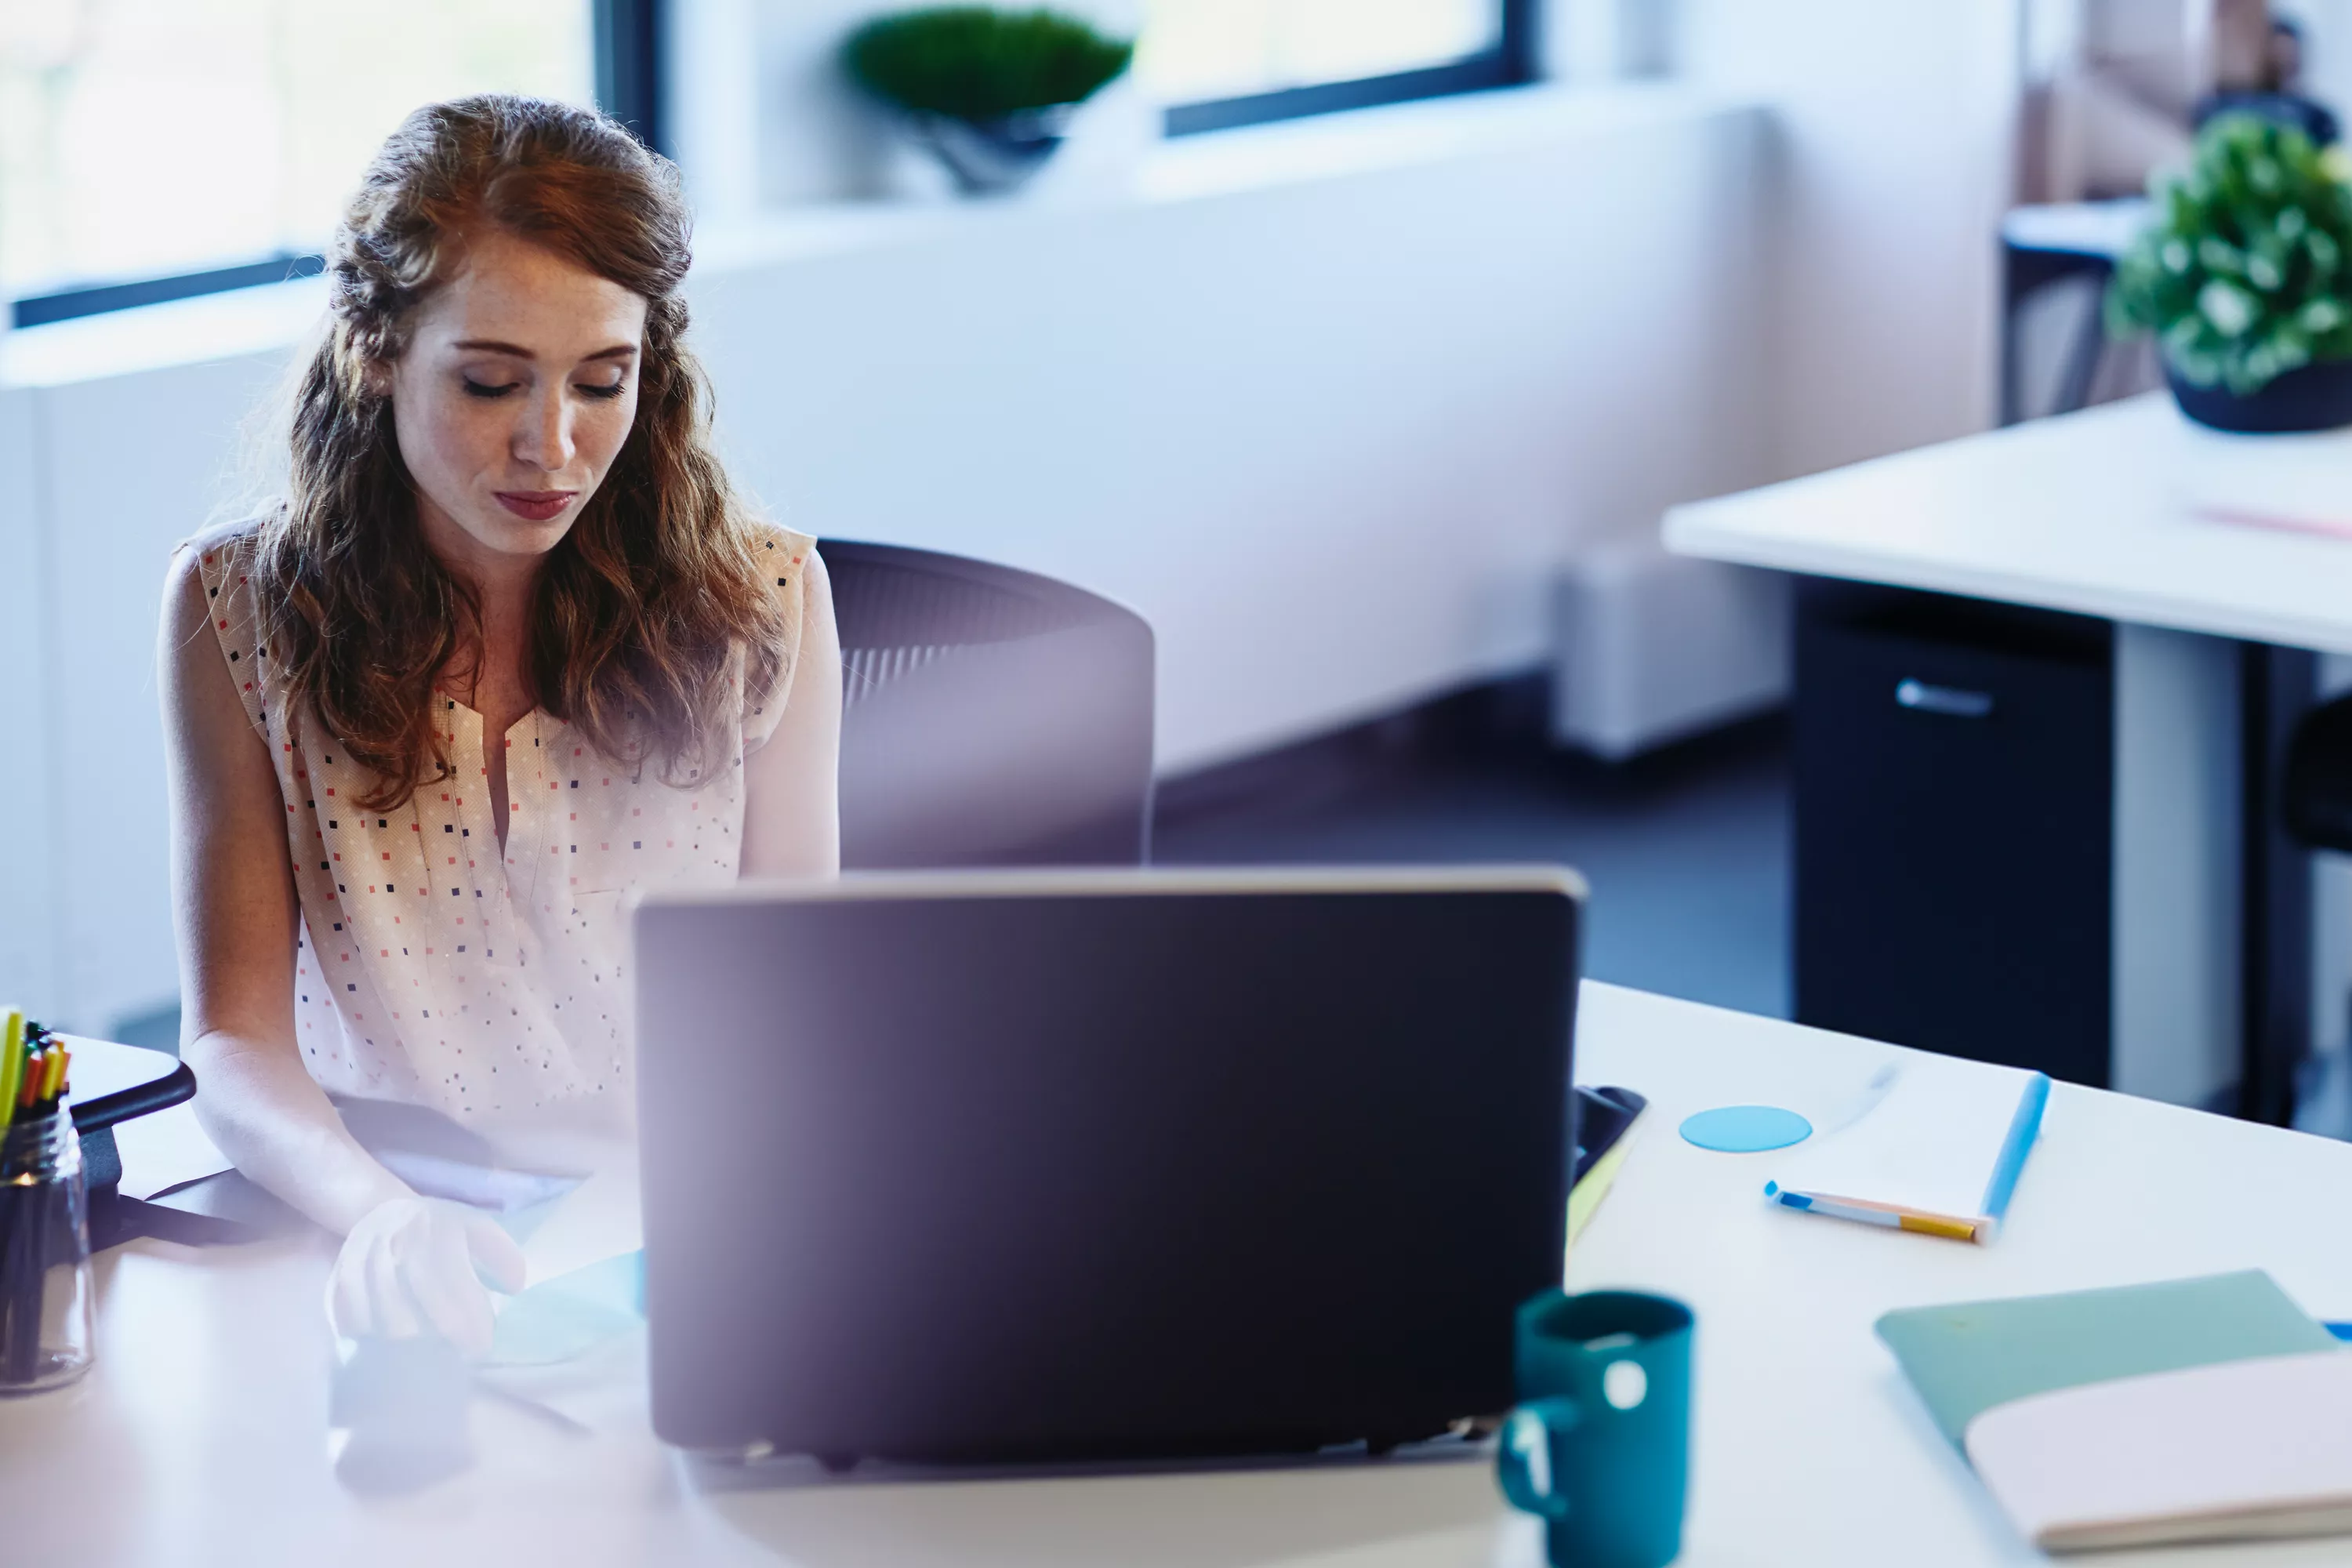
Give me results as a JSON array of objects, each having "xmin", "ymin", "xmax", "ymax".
[{"xmin": 193, "ymin": 524, "xmax": 816, "ymax": 1142}]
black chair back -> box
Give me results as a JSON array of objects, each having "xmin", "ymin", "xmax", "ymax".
[{"xmin": 822, "ymin": 540, "xmax": 1154, "ymax": 868}]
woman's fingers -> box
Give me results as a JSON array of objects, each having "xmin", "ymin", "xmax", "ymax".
[
  {"xmin": 326, "ymin": 1196, "xmax": 524, "ymax": 1358},
  {"xmin": 403, "ymin": 1231, "xmax": 496, "ymax": 1359},
  {"xmin": 465, "ymin": 1212, "xmax": 528, "ymax": 1294},
  {"xmin": 365, "ymin": 1226, "xmax": 423, "ymax": 1341},
  {"xmin": 409, "ymin": 1260, "xmax": 496, "ymax": 1363},
  {"xmin": 325, "ymin": 1247, "xmax": 374, "ymax": 1341}
]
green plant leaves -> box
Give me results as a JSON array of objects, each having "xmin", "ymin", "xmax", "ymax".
[
  {"xmin": 2108, "ymin": 114, "xmax": 2352, "ymax": 394},
  {"xmin": 2200, "ymin": 278, "xmax": 2256, "ymax": 336},
  {"xmin": 843, "ymin": 6, "xmax": 1135, "ymax": 122}
]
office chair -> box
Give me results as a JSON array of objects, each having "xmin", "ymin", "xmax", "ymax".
[
  {"xmin": 2285, "ymin": 693, "xmax": 2352, "ymax": 854},
  {"xmin": 820, "ymin": 539, "xmax": 1155, "ymax": 869}
]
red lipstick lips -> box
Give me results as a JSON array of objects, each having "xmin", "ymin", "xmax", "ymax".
[{"xmin": 495, "ymin": 490, "xmax": 576, "ymax": 522}]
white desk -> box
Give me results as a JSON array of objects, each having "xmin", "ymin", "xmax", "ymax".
[
  {"xmin": 1665, "ymin": 393, "xmax": 2352, "ymax": 1120},
  {"xmin": 1663, "ymin": 394, "xmax": 2352, "ymax": 655},
  {"xmin": 8, "ymin": 982, "xmax": 2352, "ymax": 1566}
]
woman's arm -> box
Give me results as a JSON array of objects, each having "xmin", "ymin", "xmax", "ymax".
[
  {"xmin": 160, "ymin": 546, "xmax": 408, "ymax": 1232},
  {"xmin": 159, "ymin": 547, "xmax": 519, "ymax": 1348},
  {"xmin": 742, "ymin": 546, "xmax": 843, "ymax": 878}
]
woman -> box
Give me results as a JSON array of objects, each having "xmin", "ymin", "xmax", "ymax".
[{"xmin": 158, "ymin": 96, "xmax": 840, "ymax": 1353}]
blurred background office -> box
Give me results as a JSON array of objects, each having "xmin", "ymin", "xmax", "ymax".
[{"xmin": 3, "ymin": 1, "xmax": 2349, "ymax": 1121}]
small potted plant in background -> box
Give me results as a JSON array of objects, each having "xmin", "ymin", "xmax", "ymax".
[
  {"xmin": 2108, "ymin": 113, "xmax": 2352, "ymax": 432},
  {"xmin": 843, "ymin": 6, "xmax": 1135, "ymax": 196}
]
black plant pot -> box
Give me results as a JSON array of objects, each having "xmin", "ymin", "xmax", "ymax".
[
  {"xmin": 909, "ymin": 105, "xmax": 1076, "ymax": 195},
  {"xmin": 2166, "ymin": 357, "xmax": 2352, "ymax": 433}
]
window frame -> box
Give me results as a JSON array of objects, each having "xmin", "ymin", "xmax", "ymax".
[
  {"xmin": 1161, "ymin": 0, "xmax": 1539, "ymax": 138},
  {"xmin": 5, "ymin": 0, "xmax": 660, "ymax": 331},
  {"xmin": 593, "ymin": 0, "xmax": 667, "ymax": 158},
  {"xmin": 11, "ymin": 2, "xmax": 1541, "ymax": 327}
]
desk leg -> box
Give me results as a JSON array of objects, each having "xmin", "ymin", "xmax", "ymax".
[{"xmin": 2239, "ymin": 641, "xmax": 2317, "ymax": 1125}]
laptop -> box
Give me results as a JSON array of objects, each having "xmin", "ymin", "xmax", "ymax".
[{"xmin": 633, "ymin": 866, "xmax": 1584, "ymax": 1464}]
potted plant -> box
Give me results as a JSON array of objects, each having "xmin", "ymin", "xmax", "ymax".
[
  {"xmin": 2108, "ymin": 113, "xmax": 2352, "ymax": 432},
  {"xmin": 843, "ymin": 6, "xmax": 1134, "ymax": 196}
]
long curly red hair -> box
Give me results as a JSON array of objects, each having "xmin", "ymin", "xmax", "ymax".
[{"xmin": 255, "ymin": 94, "xmax": 784, "ymax": 812}]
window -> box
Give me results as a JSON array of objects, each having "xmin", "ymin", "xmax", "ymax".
[
  {"xmin": 1140, "ymin": 0, "xmax": 1537, "ymax": 136},
  {"xmin": 1, "ymin": 0, "xmax": 612, "ymax": 328}
]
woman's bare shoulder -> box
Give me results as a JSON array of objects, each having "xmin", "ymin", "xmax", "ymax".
[
  {"xmin": 182, "ymin": 514, "xmax": 265, "ymax": 555},
  {"xmin": 165, "ymin": 517, "xmax": 267, "ymax": 600},
  {"xmin": 161, "ymin": 516, "xmax": 277, "ymax": 741}
]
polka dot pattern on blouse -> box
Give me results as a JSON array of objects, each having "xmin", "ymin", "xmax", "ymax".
[{"xmin": 192, "ymin": 523, "xmax": 814, "ymax": 1137}]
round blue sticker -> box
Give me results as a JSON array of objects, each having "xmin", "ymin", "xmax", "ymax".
[{"xmin": 1679, "ymin": 1105, "xmax": 1813, "ymax": 1153}]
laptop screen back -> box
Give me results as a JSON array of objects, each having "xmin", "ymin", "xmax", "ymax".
[{"xmin": 636, "ymin": 869, "xmax": 1581, "ymax": 1461}]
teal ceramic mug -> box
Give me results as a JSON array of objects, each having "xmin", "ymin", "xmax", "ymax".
[{"xmin": 1495, "ymin": 1289, "xmax": 1693, "ymax": 1568}]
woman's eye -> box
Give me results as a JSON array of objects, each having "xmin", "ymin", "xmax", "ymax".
[
  {"xmin": 462, "ymin": 379, "xmax": 519, "ymax": 399},
  {"xmin": 576, "ymin": 380, "xmax": 628, "ymax": 401}
]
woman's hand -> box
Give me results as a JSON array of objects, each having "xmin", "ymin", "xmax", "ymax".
[{"xmin": 325, "ymin": 1196, "xmax": 528, "ymax": 1358}]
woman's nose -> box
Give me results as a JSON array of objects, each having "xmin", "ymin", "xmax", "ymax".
[{"xmin": 514, "ymin": 387, "xmax": 574, "ymax": 471}]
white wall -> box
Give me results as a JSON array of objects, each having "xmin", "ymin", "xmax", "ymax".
[
  {"xmin": 2282, "ymin": 0, "xmax": 2352, "ymax": 116},
  {"xmin": 691, "ymin": 91, "xmax": 1773, "ymax": 782},
  {"xmin": 0, "ymin": 388, "xmax": 59, "ymax": 1013},
  {"xmin": 1671, "ymin": 0, "xmax": 2022, "ymax": 473},
  {"xmin": 753, "ymin": 0, "xmax": 897, "ymax": 204},
  {"xmin": 17, "ymin": 354, "xmax": 286, "ymax": 1040},
  {"xmin": 665, "ymin": 0, "xmax": 768, "ymax": 216},
  {"xmin": 684, "ymin": 0, "xmax": 2025, "ymax": 477}
]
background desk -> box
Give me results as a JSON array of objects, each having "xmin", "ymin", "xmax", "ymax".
[
  {"xmin": 1666, "ymin": 394, "xmax": 2352, "ymax": 1121},
  {"xmin": 9, "ymin": 982, "xmax": 2352, "ymax": 1565}
]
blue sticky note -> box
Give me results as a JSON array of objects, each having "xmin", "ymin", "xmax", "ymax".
[
  {"xmin": 1680, "ymin": 1105, "xmax": 1813, "ymax": 1153},
  {"xmin": 486, "ymin": 1250, "xmax": 644, "ymax": 1368}
]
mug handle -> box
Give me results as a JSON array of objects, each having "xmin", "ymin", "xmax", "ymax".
[{"xmin": 1495, "ymin": 1396, "xmax": 1584, "ymax": 1522}]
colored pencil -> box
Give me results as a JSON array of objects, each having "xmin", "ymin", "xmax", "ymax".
[{"xmin": 0, "ymin": 1009, "xmax": 23, "ymax": 1134}]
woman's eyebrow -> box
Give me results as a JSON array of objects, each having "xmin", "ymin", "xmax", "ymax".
[{"xmin": 449, "ymin": 339, "xmax": 638, "ymax": 362}]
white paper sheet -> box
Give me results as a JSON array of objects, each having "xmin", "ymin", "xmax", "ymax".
[
  {"xmin": 110, "ymin": 1098, "xmax": 234, "ymax": 1200},
  {"xmin": 1967, "ymin": 1350, "xmax": 2352, "ymax": 1552},
  {"xmin": 1764, "ymin": 1054, "xmax": 2041, "ymax": 1225}
]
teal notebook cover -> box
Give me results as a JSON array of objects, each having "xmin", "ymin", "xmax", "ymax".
[{"xmin": 1875, "ymin": 1270, "xmax": 2339, "ymax": 1447}]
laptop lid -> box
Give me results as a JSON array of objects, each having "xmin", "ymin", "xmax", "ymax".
[{"xmin": 634, "ymin": 866, "xmax": 1583, "ymax": 1462}]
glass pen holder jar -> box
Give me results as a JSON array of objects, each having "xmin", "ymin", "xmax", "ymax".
[{"xmin": 0, "ymin": 1110, "xmax": 93, "ymax": 1393}]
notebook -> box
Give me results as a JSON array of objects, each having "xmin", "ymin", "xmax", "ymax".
[
  {"xmin": 1878, "ymin": 1272, "xmax": 2352, "ymax": 1552},
  {"xmin": 1567, "ymin": 1085, "xmax": 1646, "ymax": 1246},
  {"xmin": 1762, "ymin": 1057, "xmax": 2049, "ymax": 1242},
  {"xmin": 1970, "ymin": 1352, "xmax": 2352, "ymax": 1551},
  {"xmin": 1875, "ymin": 1270, "xmax": 2338, "ymax": 1446}
]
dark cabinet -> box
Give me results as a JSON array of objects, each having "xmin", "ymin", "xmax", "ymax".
[{"xmin": 1795, "ymin": 586, "xmax": 2113, "ymax": 1087}]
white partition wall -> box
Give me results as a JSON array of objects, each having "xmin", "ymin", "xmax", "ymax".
[
  {"xmin": 0, "ymin": 388, "xmax": 58, "ymax": 1014},
  {"xmin": 39, "ymin": 354, "xmax": 289, "ymax": 1039},
  {"xmin": 689, "ymin": 89, "xmax": 1776, "ymax": 782},
  {"xmin": 1671, "ymin": 0, "xmax": 2022, "ymax": 466}
]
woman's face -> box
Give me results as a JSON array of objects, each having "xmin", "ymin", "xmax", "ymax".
[{"xmin": 387, "ymin": 229, "xmax": 650, "ymax": 575}]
